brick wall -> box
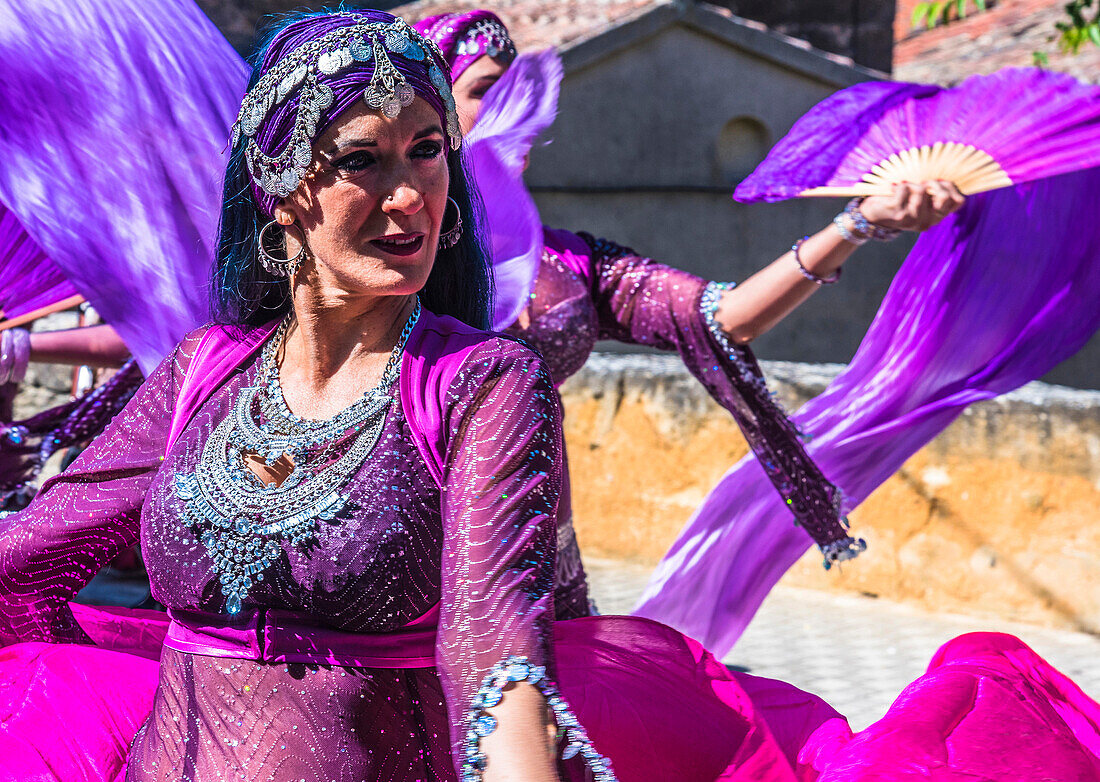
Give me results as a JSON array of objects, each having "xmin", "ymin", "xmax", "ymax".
[{"xmin": 895, "ymin": 0, "xmax": 1100, "ymax": 84}]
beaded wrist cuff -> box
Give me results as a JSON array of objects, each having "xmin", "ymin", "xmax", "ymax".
[
  {"xmin": 845, "ymin": 198, "xmax": 901, "ymax": 242},
  {"xmin": 822, "ymin": 536, "xmax": 868, "ymax": 569},
  {"xmin": 699, "ymin": 281, "xmax": 767, "ymax": 389},
  {"xmin": 832, "ymin": 211, "xmax": 869, "ymax": 246},
  {"xmin": 462, "ymin": 656, "xmax": 617, "ymax": 781}
]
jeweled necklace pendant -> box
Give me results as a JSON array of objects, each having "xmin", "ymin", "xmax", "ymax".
[{"xmin": 175, "ymin": 302, "xmax": 420, "ymax": 614}]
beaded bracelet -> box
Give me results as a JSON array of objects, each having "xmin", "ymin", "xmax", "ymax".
[
  {"xmin": 844, "ymin": 198, "xmax": 902, "ymax": 242},
  {"xmin": 831, "ymin": 210, "xmax": 869, "ymax": 246},
  {"xmin": 793, "ymin": 236, "xmax": 841, "ymax": 285}
]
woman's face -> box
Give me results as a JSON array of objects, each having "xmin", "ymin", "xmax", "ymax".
[
  {"xmin": 277, "ymin": 97, "xmax": 449, "ymax": 300},
  {"xmin": 451, "ymin": 54, "xmax": 510, "ymax": 134}
]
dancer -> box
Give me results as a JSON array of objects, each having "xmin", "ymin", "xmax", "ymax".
[
  {"xmin": 4, "ymin": 2, "xmax": 957, "ymax": 617},
  {"xmin": 2, "ymin": 10, "xmax": 1100, "ymax": 782},
  {"xmin": 412, "ymin": 12, "xmax": 956, "ymax": 570},
  {"xmin": 2, "ymin": 12, "xmax": 1100, "ymax": 782}
]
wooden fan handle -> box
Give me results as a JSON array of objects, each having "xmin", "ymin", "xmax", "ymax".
[
  {"xmin": 0, "ymin": 294, "xmax": 86, "ymax": 332},
  {"xmin": 798, "ymin": 185, "xmax": 895, "ymax": 198}
]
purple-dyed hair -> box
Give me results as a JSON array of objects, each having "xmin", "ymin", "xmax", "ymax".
[
  {"xmin": 249, "ymin": 11, "xmax": 456, "ymax": 216},
  {"xmin": 413, "ymin": 11, "xmax": 516, "ymax": 83}
]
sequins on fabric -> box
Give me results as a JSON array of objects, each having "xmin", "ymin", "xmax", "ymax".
[
  {"xmin": 513, "ymin": 229, "xmax": 860, "ymax": 566},
  {"xmin": 0, "ymin": 319, "xmax": 606, "ymax": 781},
  {"xmin": 506, "ymin": 248, "xmax": 598, "ymax": 385},
  {"xmin": 174, "ymin": 307, "xmax": 418, "ymax": 614}
]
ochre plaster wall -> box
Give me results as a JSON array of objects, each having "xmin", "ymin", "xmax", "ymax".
[{"xmin": 561, "ymin": 355, "xmax": 1100, "ymax": 633}]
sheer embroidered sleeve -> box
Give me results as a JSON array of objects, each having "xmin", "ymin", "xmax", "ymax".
[
  {"xmin": 0, "ymin": 332, "xmax": 198, "ymax": 644},
  {"xmin": 436, "ymin": 338, "xmax": 614, "ymax": 781},
  {"xmin": 579, "ymin": 231, "xmax": 856, "ymax": 560}
]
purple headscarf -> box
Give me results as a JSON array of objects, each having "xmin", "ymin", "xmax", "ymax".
[
  {"xmin": 248, "ymin": 12, "xmax": 457, "ymax": 216},
  {"xmin": 413, "ymin": 11, "xmax": 516, "ymax": 83}
]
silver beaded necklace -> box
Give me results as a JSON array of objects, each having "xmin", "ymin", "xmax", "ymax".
[{"xmin": 175, "ymin": 301, "xmax": 421, "ymax": 614}]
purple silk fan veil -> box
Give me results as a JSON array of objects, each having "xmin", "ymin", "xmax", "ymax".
[
  {"xmin": 463, "ymin": 50, "xmax": 561, "ymax": 329},
  {"xmin": 0, "ymin": 0, "xmax": 248, "ymax": 370},
  {"xmin": 0, "ymin": 203, "xmax": 76, "ymax": 320},
  {"xmin": 635, "ymin": 167, "xmax": 1100, "ymax": 656}
]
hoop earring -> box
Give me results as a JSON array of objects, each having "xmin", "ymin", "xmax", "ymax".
[
  {"xmin": 438, "ymin": 196, "xmax": 463, "ymax": 250},
  {"xmin": 258, "ymin": 220, "xmax": 307, "ymax": 277}
]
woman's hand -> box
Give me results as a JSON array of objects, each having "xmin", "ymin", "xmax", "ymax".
[
  {"xmin": 0, "ymin": 329, "xmax": 30, "ymax": 385},
  {"xmin": 858, "ymin": 180, "xmax": 966, "ymax": 232}
]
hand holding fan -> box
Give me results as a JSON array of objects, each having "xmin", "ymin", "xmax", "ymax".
[{"xmin": 735, "ymin": 69, "xmax": 1100, "ymax": 202}]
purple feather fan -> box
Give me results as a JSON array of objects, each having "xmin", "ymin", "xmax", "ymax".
[
  {"xmin": 735, "ymin": 69, "xmax": 1100, "ymax": 202},
  {"xmin": 0, "ymin": 203, "xmax": 77, "ymax": 321},
  {"xmin": 463, "ymin": 50, "xmax": 562, "ymax": 330}
]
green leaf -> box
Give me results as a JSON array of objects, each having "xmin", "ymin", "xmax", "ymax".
[
  {"xmin": 911, "ymin": 3, "xmax": 932, "ymax": 27},
  {"xmin": 975, "ymin": 0, "xmax": 987, "ymax": 10},
  {"xmin": 929, "ymin": 0, "xmax": 947, "ymax": 27},
  {"xmin": 956, "ymin": 0, "xmax": 967, "ymax": 18},
  {"xmin": 1089, "ymin": 21, "xmax": 1100, "ymax": 46}
]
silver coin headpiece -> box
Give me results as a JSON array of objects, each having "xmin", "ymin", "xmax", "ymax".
[
  {"xmin": 231, "ymin": 16, "xmax": 461, "ymax": 198},
  {"xmin": 455, "ymin": 18, "xmax": 516, "ymax": 60}
]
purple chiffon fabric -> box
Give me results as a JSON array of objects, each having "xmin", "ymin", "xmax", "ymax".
[
  {"xmin": 0, "ymin": 0, "xmax": 247, "ymax": 370},
  {"xmin": 463, "ymin": 51, "xmax": 560, "ymax": 330},
  {"xmin": 0, "ymin": 202, "xmax": 77, "ymax": 320},
  {"xmin": 636, "ymin": 166, "xmax": 1100, "ymax": 656},
  {"xmin": 734, "ymin": 69, "xmax": 1100, "ymax": 202}
]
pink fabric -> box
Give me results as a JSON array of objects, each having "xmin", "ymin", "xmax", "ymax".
[
  {"xmin": 7, "ymin": 608, "xmax": 1100, "ymax": 782},
  {"xmin": 807, "ymin": 633, "xmax": 1100, "ymax": 780},
  {"xmin": 164, "ymin": 323, "xmax": 275, "ymax": 458},
  {"xmin": 164, "ymin": 606, "xmax": 440, "ymax": 667},
  {"xmin": 398, "ymin": 312, "xmax": 495, "ymax": 487},
  {"xmin": 542, "ymin": 226, "xmax": 595, "ymax": 283},
  {"xmin": 0, "ymin": 641, "xmax": 159, "ymax": 782}
]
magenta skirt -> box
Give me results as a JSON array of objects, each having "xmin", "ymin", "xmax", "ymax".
[{"xmin": 1, "ymin": 606, "xmax": 1098, "ymax": 781}]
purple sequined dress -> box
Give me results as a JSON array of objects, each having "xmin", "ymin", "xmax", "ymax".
[{"xmin": 0, "ymin": 317, "xmax": 572, "ymax": 780}]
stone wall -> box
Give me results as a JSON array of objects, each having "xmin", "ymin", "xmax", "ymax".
[
  {"xmin": 715, "ymin": 0, "xmax": 896, "ymax": 72},
  {"xmin": 560, "ymin": 353, "xmax": 1100, "ymax": 633}
]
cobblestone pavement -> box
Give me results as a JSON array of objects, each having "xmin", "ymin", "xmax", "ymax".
[{"xmin": 586, "ymin": 557, "xmax": 1100, "ymax": 731}]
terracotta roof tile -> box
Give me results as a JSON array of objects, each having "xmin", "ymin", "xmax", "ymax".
[
  {"xmin": 895, "ymin": 0, "xmax": 1100, "ymax": 85},
  {"xmin": 390, "ymin": 0, "xmax": 667, "ymax": 52}
]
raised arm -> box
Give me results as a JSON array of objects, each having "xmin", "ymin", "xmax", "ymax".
[
  {"xmin": 715, "ymin": 182, "xmax": 964, "ymax": 343},
  {"xmin": 437, "ymin": 340, "xmax": 611, "ymax": 781},
  {"xmin": 0, "ymin": 333, "xmax": 188, "ymax": 644},
  {"xmin": 28, "ymin": 323, "xmax": 131, "ymax": 367}
]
